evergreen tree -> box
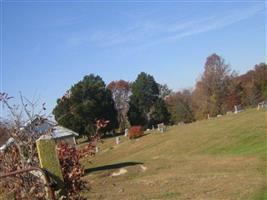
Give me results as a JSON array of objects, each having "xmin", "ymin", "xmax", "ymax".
[
  {"xmin": 150, "ymin": 98, "xmax": 171, "ymax": 125},
  {"xmin": 53, "ymin": 74, "xmax": 118, "ymax": 138},
  {"xmin": 128, "ymin": 72, "xmax": 170, "ymax": 127}
]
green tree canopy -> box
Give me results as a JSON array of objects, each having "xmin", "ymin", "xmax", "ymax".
[
  {"xmin": 127, "ymin": 95, "xmax": 147, "ymax": 126},
  {"xmin": 150, "ymin": 98, "xmax": 171, "ymax": 126},
  {"xmin": 131, "ymin": 72, "xmax": 159, "ymax": 113},
  {"xmin": 53, "ymin": 74, "xmax": 118, "ymax": 138},
  {"xmin": 127, "ymin": 72, "xmax": 170, "ymax": 127}
]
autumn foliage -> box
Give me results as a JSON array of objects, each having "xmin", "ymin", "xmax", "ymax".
[
  {"xmin": 57, "ymin": 143, "xmax": 86, "ymax": 200},
  {"xmin": 56, "ymin": 119, "xmax": 109, "ymax": 200},
  {"xmin": 128, "ymin": 126, "xmax": 144, "ymax": 139}
]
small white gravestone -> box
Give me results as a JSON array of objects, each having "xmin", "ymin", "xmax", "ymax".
[
  {"xmin": 207, "ymin": 114, "xmax": 210, "ymax": 120},
  {"xmin": 152, "ymin": 125, "xmax": 155, "ymax": 130},
  {"xmin": 116, "ymin": 136, "xmax": 120, "ymax": 145},
  {"xmin": 157, "ymin": 123, "xmax": 165, "ymax": 133},
  {"xmin": 124, "ymin": 129, "xmax": 128, "ymax": 137},
  {"xmin": 234, "ymin": 105, "xmax": 244, "ymax": 114},
  {"xmin": 95, "ymin": 146, "xmax": 99, "ymax": 153},
  {"xmin": 257, "ymin": 101, "xmax": 267, "ymax": 110},
  {"xmin": 234, "ymin": 105, "xmax": 238, "ymax": 114}
]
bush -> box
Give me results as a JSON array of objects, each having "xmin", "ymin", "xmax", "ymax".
[{"xmin": 128, "ymin": 126, "xmax": 144, "ymax": 139}]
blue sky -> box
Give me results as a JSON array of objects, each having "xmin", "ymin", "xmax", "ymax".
[{"xmin": 1, "ymin": 0, "xmax": 266, "ymax": 116}]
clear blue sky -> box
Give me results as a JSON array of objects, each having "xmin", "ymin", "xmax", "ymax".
[{"xmin": 1, "ymin": 0, "xmax": 266, "ymax": 116}]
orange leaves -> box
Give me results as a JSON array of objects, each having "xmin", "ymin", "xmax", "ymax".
[{"xmin": 128, "ymin": 126, "xmax": 144, "ymax": 139}]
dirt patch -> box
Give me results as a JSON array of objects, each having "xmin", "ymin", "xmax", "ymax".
[
  {"xmin": 140, "ymin": 165, "xmax": 147, "ymax": 171},
  {"xmin": 111, "ymin": 168, "xmax": 128, "ymax": 177}
]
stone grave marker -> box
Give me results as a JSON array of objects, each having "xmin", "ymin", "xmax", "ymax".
[
  {"xmin": 157, "ymin": 123, "xmax": 165, "ymax": 133},
  {"xmin": 124, "ymin": 128, "xmax": 128, "ymax": 137},
  {"xmin": 234, "ymin": 105, "xmax": 244, "ymax": 114},
  {"xmin": 116, "ymin": 136, "xmax": 120, "ymax": 145},
  {"xmin": 36, "ymin": 136, "xmax": 65, "ymax": 197},
  {"xmin": 258, "ymin": 101, "xmax": 267, "ymax": 110},
  {"xmin": 95, "ymin": 146, "xmax": 99, "ymax": 153}
]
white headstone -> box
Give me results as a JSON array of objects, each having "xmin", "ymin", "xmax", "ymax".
[
  {"xmin": 124, "ymin": 129, "xmax": 128, "ymax": 137},
  {"xmin": 116, "ymin": 137, "xmax": 120, "ymax": 145},
  {"xmin": 234, "ymin": 105, "xmax": 238, "ymax": 114}
]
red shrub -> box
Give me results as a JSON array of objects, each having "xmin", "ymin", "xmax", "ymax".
[{"xmin": 128, "ymin": 126, "xmax": 144, "ymax": 139}]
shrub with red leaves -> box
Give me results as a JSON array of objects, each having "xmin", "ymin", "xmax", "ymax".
[
  {"xmin": 57, "ymin": 143, "xmax": 86, "ymax": 200},
  {"xmin": 56, "ymin": 119, "xmax": 109, "ymax": 200},
  {"xmin": 128, "ymin": 126, "xmax": 144, "ymax": 139}
]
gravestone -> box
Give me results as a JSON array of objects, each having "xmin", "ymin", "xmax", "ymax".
[
  {"xmin": 234, "ymin": 105, "xmax": 238, "ymax": 114},
  {"xmin": 116, "ymin": 136, "xmax": 120, "ymax": 145},
  {"xmin": 124, "ymin": 129, "xmax": 128, "ymax": 137},
  {"xmin": 257, "ymin": 101, "xmax": 267, "ymax": 110},
  {"xmin": 36, "ymin": 137, "xmax": 65, "ymax": 196},
  {"xmin": 95, "ymin": 146, "xmax": 99, "ymax": 153},
  {"xmin": 157, "ymin": 123, "xmax": 165, "ymax": 133},
  {"xmin": 234, "ymin": 105, "xmax": 244, "ymax": 114}
]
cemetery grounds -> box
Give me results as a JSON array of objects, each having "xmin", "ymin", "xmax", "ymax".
[{"xmin": 80, "ymin": 108, "xmax": 267, "ymax": 200}]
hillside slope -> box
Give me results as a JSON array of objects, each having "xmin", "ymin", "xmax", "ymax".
[{"xmin": 81, "ymin": 108, "xmax": 267, "ymax": 200}]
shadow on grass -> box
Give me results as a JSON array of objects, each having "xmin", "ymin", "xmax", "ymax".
[
  {"xmin": 85, "ymin": 162, "xmax": 143, "ymax": 174},
  {"xmin": 102, "ymin": 131, "xmax": 125, "ymax": 139}
]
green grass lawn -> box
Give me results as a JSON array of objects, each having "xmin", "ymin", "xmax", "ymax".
[{"xmin": 80, "ymin": 108, "xmax": 267, "ymax": 200}]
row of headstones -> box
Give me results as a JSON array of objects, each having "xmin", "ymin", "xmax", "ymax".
[
  {"xmin": 96, "ymin": 123, "xmax": 168, "ymax": 154},
  {"xmin": 257, "ymin": 101, "xmax": 267, "ymax": 110},
  {"xmin": 207, "ymin": 102, "xmax": 266, "ymax": 120},
  {"xmin": 94, "ymin": 136, "xmax": 121, "ymax": 154},
  {"xmin": 207, "ymin": 105, "xmax": 245, "ymax": 120},
  {"xmin": 145, "ymin": 124, "xmax": 167, "ymax": 133},
  {"xmin": 156, "ymin": 123, "xmax": 167, "ymax": 133}
]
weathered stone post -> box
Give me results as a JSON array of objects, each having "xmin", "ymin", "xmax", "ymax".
[
  {"xmin": 36, "ymin": 136, "xmax": 65, "ymax": 198},
  {"xmin": 116, "ymin": 136, "xmax": 120, "ymax": 145},
  {"xmin": 234, "ymin": 105, "xmax": 238, "ymax": 114},
  {"xmin": 124, "ymin": 128, "xmax": 128, "ymax": 137},
  {"xmin": 95, "ymin": 146, "xmax": 99, "ymax": 153}
]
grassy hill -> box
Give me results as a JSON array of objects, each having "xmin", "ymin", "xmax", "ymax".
[{"xmin": 80, "ymin": 108, "xmax": 267, "ymax": 200}]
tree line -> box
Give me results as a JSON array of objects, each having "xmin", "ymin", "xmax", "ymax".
[{"xmin": 53, "ymin": 53, "xmax": 267, "ymax": 138}]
